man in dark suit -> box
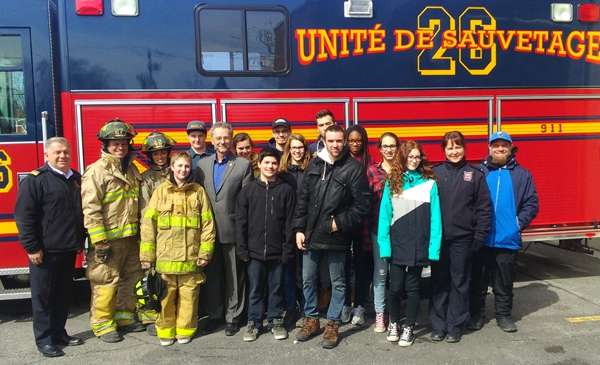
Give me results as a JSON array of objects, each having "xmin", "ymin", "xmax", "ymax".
[
  {"xmin": 14, "ymin": 137, "xmax": 86, "ymax": 357},
  {"xmin": 194, "ymin": 122, "xmax": 253, "ymax": 336}
]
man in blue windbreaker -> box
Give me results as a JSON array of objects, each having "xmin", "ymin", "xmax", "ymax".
[{"xmin": 467, "ymin": 131, "xmax": 539, "ymax": 333}]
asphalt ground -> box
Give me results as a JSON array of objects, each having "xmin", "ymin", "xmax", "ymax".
[{"xmin": 1, "ymin": 239, "xmax": 599, "ymax": 365}]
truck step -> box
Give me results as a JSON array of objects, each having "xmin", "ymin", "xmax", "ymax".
[{"xmin": 0, "ymin": 288, "xmax": 31, "ymax": 300}]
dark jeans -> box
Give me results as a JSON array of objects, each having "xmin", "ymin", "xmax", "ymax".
[
  {"xmin": 388, "ymin": 264, "xmax": 422, "ymax": 326},
  {"xmin": 344, "ymin": 235, "xmax": 373, "ymax": 308},
  {"xmin": 29, "ymin": 251, "xmax": 77, "ymax": 348},
  {"xmin": 470, "ymin": 246, "xmax": 518, "ymax": 319},
  {"xmin": 284, "ymin": 248, "xmax": 302, "ymax": 308},
  {"xmin": 247, "ymin": 258, "xmax": 285, "ymax": 329},
  {"xmin": 429, "ymin": 238, "xmax": 473, "ymax": 335}
]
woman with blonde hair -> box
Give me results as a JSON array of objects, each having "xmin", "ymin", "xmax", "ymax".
[{"xmin": 378, "ymin": 140, "xmax": 441, "ymax": 347}]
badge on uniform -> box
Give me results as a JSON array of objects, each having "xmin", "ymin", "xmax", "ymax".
[{"xmin": 463, "ymin": 171, "xmax": 473, "ymax": 181}]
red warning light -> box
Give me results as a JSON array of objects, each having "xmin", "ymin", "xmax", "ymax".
[
  {"xmin": 75, "ymin": 0, "xmax": 103, "ymax": 16},
  {"xmin": 578, "ymin": 4, "xmax": 599, "ymax": 23}
]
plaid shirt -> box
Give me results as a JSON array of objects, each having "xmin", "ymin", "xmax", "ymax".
[
  {"xmin": 351, "ymin": 156, "xmax": 376, "ymax": 251},
  {"xmin": 366, "ymin": 162, "xmax": 388, "ymax": 236}
]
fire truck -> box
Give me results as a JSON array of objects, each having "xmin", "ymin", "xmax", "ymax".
[{"xmin": 1, "ymin": 0, "xmax": 599, "ymax": 299}]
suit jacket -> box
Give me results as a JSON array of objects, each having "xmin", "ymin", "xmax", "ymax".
[{"xmin": 194, "ymin": 151, "xmax": 253, "ymax": 244}]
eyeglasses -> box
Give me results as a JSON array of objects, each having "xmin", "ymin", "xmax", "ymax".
[
  {"xmin": 407, "ymin": 155, "xmax": 422, "ymax": 161},
  {"xmin": 290, "ymin": 146, "xmax": 304, "ymax": 151},
  {"xmin": 273, "ymin": 130, "xmax": 289, "ymax": 135},
  {"xmin": 380, "ymin": 145, "xmax": 397, "ymax": 150},
  {"xmin": 348, "ymin": 139, "xmax": 363, "ymax": 145}
]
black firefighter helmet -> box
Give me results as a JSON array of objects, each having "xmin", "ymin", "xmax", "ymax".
[{"xmin": 134, "ymin": 268, "xmax": 167, "ymax": 312}]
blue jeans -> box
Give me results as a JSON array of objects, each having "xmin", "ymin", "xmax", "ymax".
[
  {"xmin": 372, "ymin": 233, "xmax": 389, "ymax": 313},
  {"xmin": 247, "ymin": 258, "xmax": 285, "ymax": 330},
  {"xmin": 302, "ymin": 249, "xmax": 346, "ymax": 322}
]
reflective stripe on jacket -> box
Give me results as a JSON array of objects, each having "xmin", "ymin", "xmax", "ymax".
[
  {"xmin": 140, "ymin": 178, "xmax": 215, "ymax": 274},
  {"xmin": 81, "ymin": 151, "xmax": 142, "ymax": 244}
]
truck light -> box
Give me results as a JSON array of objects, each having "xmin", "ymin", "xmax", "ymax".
[
  {"xmin": 551, "ymin": 3, "xmax": 573, "ymax": 22},
  {"xmin": 578, "ymin": 4, "xmax": 599, "ymax": 23},
  {"xmin": 75, "ymin": 0, "xmax": 103, "ymax": 16},
  {"xmin": 111, "ymin": 0, "xmax": 139, "ymax": 16},
  {"xmin": 344, "ymin": 0, "xmax": 373, "ymax": 18}
]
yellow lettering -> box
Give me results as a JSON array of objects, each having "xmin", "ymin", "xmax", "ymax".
[
  {"xmin": 442, "ymin": 29, "xmax": 457, "ymax": 48},
  {"xmin": 367, "ymin": 24, "xmax": 386, "ymax": 54},
  {"xmin": 515, "ymin": 31, "xmax": 533, "ymax": 52},
  {"xmin": 316, "ymin": 29, "xmax": 339, "ymax": 62},
  {"xmin": 456, "ymin": 30, "xmax": 478, "ymax": 49},
  {"xmin": 531, "ymin": 31, "xmax": 549, "ymax": 54},
  {"xmin": 295, "ymin": 29, "xmax": 317, "ymax": 66},
  {"xmin": 547, "ymin": 31, "xmax": 567, "ymax": 57},
  {"xmin": 585, "ymin": 31, "xmax": 600, "ymax": 64},
  {"xmin": 350, "ymin": 29, "xmax": 368, "ymax": 55},
  {"xmin": 416, "ymin": 29, "xmax": 434, "ymax": 50},
  {"xmin": 339, "ymin": 29, "xmax": 350, "ymax": 58},
  {"xmin": 494, "ymin": 30, "xmax": 516, "ymax": 51},
  {"xmin": 566, "ymin": 31, "xmax": 585, "ymax": 60},
  {"xmin": 393, "ymin": 30, "xmax": 415, "ymax": 51}
]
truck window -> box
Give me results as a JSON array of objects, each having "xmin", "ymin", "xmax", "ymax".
[
  {"xmin": 195, "ymin": 5, "xmax": 290, "ymax": 76},
  {"xmin": 0, "ymin": 35, "xmax": 26, "ymax": 135}
]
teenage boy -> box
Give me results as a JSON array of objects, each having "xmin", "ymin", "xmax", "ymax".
[
  {"xmin": 235, "ymin": 147, "xmax": 296, "ymax": 342},
  {"xmin": 268, "ymin": 118, "xmax": 292, "ymax": 154}
]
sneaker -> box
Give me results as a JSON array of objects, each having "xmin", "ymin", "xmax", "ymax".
[
  {"xmin": 496, "ymin": 317, "xmax": 517, "ymax": 332},
  {"xmin": 145, "ymin": 323, "xmax": 157, "ymax": 337},
  {"xmin": 296, "ymin": 317, "xmax": 320, "ymax": 341},
  {"xmin": 243, "ymin": 321, "xmax": 259, "ymax": 342},
  {"xmin": 374, "ymin": 312, "xmax": 386, "ymax": 333},
  {"xmin": 177, "ymin": 337, "xmax": 191, "ymax": 344},
  {"xmin": 271, "ymin": 319, "xmax": 288, "ymax": 340},
  {"xmin": 351, "ymin": 305, "xmax": 366, "ymax": 325},
  {"xmin": 321, "ymin": 320, "xmax": 339, "ymax": 349},
  {"xmin": 398, "ymin": 325, "xmax": 415, "ymax": 347},
  {"xmin": 159, "ymin": 338, "xmax": 174, "ymax": 346},
  {"xmin": 387, "ymin": 322, "xmax": 399, "ymax": 342},
  {"xmin": 99, "ymin": 331, "xmax": 123, "ymax": 343},
  {"xmin": 466, "ymin": 316, "xmax": 484, "ymax": 331},
  {"xmin": 341, "ymin": 305, "xmax": 352, "ymax": 323},
  {"xmin": 118, "ymin": 321, "xmax": 145, "ymax": 333}
]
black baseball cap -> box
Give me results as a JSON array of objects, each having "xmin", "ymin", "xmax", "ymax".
[{"xmin": 186, "ymin": 120, "xmax": 207, "ymax": 134}]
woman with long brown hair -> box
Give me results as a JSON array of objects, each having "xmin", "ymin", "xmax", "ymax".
[
  {"xmin": 378, "ymin": 140, "xmax": 441, "ymax": 347},
  {"xmin": 279, "ymin": 133, "xmax": 311, "ymax": 326}
]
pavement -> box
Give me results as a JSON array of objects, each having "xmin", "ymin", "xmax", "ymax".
[{"xmin": 1, "ymin": 240, "xmax": 599, "ymax": 365}]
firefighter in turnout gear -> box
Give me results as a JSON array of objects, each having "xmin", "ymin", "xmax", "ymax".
[
  {"xmin": 140, "ymin": 151, "xmax": 215, "ymax": 346},
  {"xmin": 137, "ymin": 131, "xmax": 177, "ymax": 334},
  {"xmin": 81, "ymin": 118, "xmax": 149, "ymax": 342}
]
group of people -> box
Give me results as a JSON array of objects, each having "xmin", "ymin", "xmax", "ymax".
[{"xmin": 13, "ymin": 108, "xmax": 539, "ymax": 357}]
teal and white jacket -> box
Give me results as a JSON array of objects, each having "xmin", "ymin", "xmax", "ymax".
[{"xmin": 378, "ymin": 170, "xmax": 442, "ymax": 266}]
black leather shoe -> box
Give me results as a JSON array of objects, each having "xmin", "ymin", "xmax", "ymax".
[
  {"xmin": 430, "ymin": 330, "xmax": 446, "ymax": 341},
  {"xmin": 202, "ymin": 319, "xmax": 220, "ymax": 335},
  {"xmin": 466, "ymin": 316, "xmax": 484, "ymax": 331},
  {"xmin": 446, "ymin": 333, "xmax": 462, "ymax": 343},
  {"xmin": 54, "ymin": 335, "xmax": 84, "ymax": 346},
  {"xmin": 38, "ymin": 345, "xmax": 65, "ymax": 357},
  {"xmin": 496, "ymin": 317, "xmax": 517, "ymax": 332},
  {"xmin": 225, "ymin": 322, "xmax": 239, "ymax": 336}
]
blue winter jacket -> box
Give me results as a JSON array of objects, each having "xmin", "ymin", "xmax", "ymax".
[{"xmin": 480, "ymin": 150, "xmax": 539, "ymax": 250}]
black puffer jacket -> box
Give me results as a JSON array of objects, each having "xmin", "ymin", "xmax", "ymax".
[
  {"xmin": 279, "ymin": 164, "xmax": 305, "ymax": 195},
  {"xmin": 14, "ymin": 163, "xmax": 86, "ymax": 254},
  {"xmin": 432, "ymin": 159, "xmax": 491, "ymax": 243},
  {"xmin": 293, "ymin": 149, "xmax": 371, "ymax": 251},
  {"xmin": 235, "ymin": 178, "xmax": 296, "ymax": 264}
]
